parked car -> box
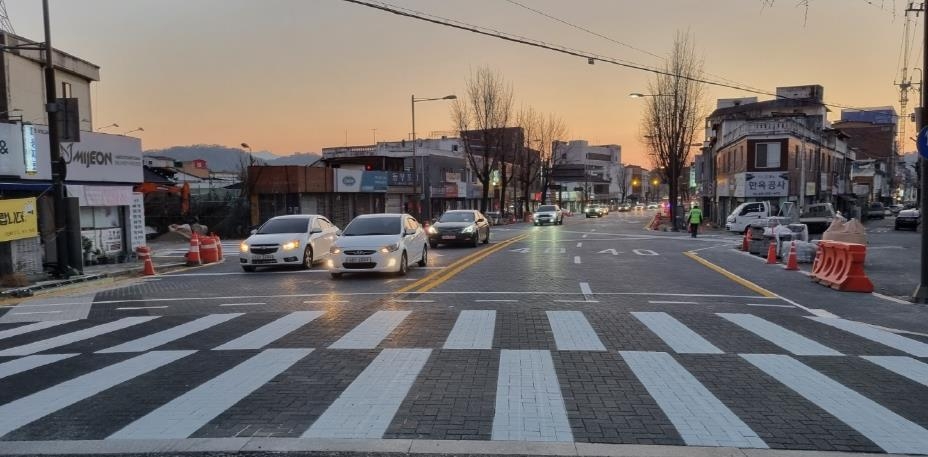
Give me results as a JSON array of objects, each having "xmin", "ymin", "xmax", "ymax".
[
  {"xmin": 584, "ymin": 204, "xmax": 603, "ymax": 218},
  {"xmin": 485, "ymin": 211, "xmax": 502, "ymax": 226},
  {"xmin": 533, "ymin": 204, "xmax": 564, "ymax": 225},
  {"xmin": 328, "ymin": 213, "xmax": 428, "ymax": 278},
  {"xmin": 634, "ymin": 203, "xmax": 645, "ymax": 211},
  {"xmin": 799, "ymin": 203, "xmax": 836, "ymax": 234},
  {"xmin": 889, "ymin": 204, "xmax": 905, "ymax": 215},
  {"xmin": 895, "ymin": 208, "xmax": 920, "ymax": 230},
  {"xmin": 866, "ymin": 202, "xmax": 886, "ymax": 220},
  {"xmin": 239, "ymin": 214, "xmax": 340, "ymax": 272},
  {"xmin": 427, "ymin": 209, "xmax": 490, "ymax": 248}
]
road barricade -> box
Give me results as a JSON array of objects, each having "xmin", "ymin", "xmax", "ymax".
[
  {"xmin": 809, "ymin": 240, "xmax": 873, "ymax": 293},
  {"xmin": 200, "ymin": 236, "xmax": 219, "ymax": 264}
]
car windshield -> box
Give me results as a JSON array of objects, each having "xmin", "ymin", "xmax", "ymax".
[
  {"xmin": 341, "ymin": 216, "xmax": 402, "ymax": 236},
  {"xmin": 256, "ymin": 218, "xmax": 309, "ymax": 234},
  {"xmin": 537, "ymin": 205, "xmax": 556, "ymax": 212},
  {"xmin": 439, "ymin": 212, "xmax": 475, "ymax": 223}
]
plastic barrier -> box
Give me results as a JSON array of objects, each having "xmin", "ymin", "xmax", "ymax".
[
  {"xmin": 200, "ymin": 236, "xmax": 219, "ymax": 264},
  {"xmin": 809, "ymin": 240, "xmax": 873, "ymax": 293},
  {"xmin": 136, "ymin": 246, "xmax": 156, "ymax": 276},
  {"xmin": 185, "ymin": 232, "xmax": 201, "ymax": 266}
]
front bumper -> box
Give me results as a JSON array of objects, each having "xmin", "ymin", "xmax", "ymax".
[
  {"xmin": 328, "ymin": 250, "xmax": 403, "ymax": 273},
  {"xmin": 239, "ymin": 247, "xmax": 302, "ymax": 266},
  {"xmin": 896, "ymin": 218, "xmax": 920, "ymax": 228},
  {"xmin": 429, "ymin": 232, "xmax": 477, "ymax": 244},
  {"xmin": 533, "ymin": 214, "xmax": 557, "ymax": 224}
]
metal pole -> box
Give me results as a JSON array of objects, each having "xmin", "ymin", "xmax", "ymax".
[
  {"xmin": 799, "ymin": 136, "xmax": 806, "ymax": 213},
  {"xmin": 915, "ymin": 1, "xmax": 928, "ymax": 303},
  {"xmin": 411, "ymin": 95, "xmax": 418, "ymax": 219},
  {"xmin": 43, "ymin": 0, "xmax": 69, "ymax": 278}
]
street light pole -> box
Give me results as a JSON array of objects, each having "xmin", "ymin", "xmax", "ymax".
[
  {"xmin": 410, "ymin": 94, "xmax": 456, "ymax": 222},
  {"xmin": 914, "ymin": 1, "xmax": 928, "ymax": 303}
]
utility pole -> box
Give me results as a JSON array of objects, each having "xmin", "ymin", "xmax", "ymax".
[
  {"xmin": 913, "ymin": 1, "xmax": 928, "ymax": 303},
  {"xmin": 42, "ymin": 0, "xmax": 70, "ymax": 278}
]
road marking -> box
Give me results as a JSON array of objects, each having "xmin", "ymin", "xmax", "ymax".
[
  {"xmin": 215, "ymin": 311, "xmax": 324, "ymax": 350},
  {"xmin": 391, "ymin": 300, "xmax": 434, "ymax": 303},
  {"xmin": 554, "ymin": 299, "xmax": 600, "ymax": 303},
  {"xmin": 746, "ymin": 303, "xmax": 795, "ymax": 308},
  {"xmin": 633, "ymin": 249, "xmax": 659, "ymax": 256},
  {"xmin": 329, "ymin": 310, "xmax": 410, "ymax": 349},
  {"xmin": 218, "ymin": 302, "xmax": 265, "ymax": 307},
  {"xmin": 576, "ymin": 242, "xmax": 582, "ymax": 248},
  {"xmin": 717, "ymin": 313, "xmax": 842, "ymax": 356},
  {"xmin": 304, "ymin": 300, "xmax": 349, "ymax": 304},
  {"xmin": 648, "ymin": 301, "xmax": 699, "ymax": 304},
  {"xmin": 444, "ymin": 310, "xmax": 495, "ymax": 350},
  {"xmin": 622, "ymin": 351, "xmax": 767, "ymax": 448},
  {"xmin": 0, "ymin": 350, "xmax": 193, "ymax": 437},
  {"xmin": 10, "ymin": 311, "xmax": 61, "ymax": 315},
  {"xmin": 0, "ymin": 354, "xmax": 77, "ymax": 380},
  {"xmin": 862, "ymin": 356, "xmax": 928, "ymax": 387},
  {"xmin": 303, "ymin": 348, "xmax": 431, "ymax": 439},
  {"xmin": 872, "ymin": 293, "xmax": 912, "ymax": 305},
  {"xmin": 492, "ymin": 350, "xmax": 573, "ymax": 442},
  {"xmin": 574, "ymin": 256, "xmax": 581, "ymax": 264},
  {"xmin": 0, "ymin": 316, "xmax": 159, "ymax": 357},
  {"xmin": 597, "ymin": 249, "xmax": 620, "ymax": 255},
  {"xmin": 544, "ymin": 247, "xmax": 566, "ymax": 254},
  {"xmin": 510, "ymin": 248, "xmax": 531, "ymax": 253},
  {"xmin": 110, "ymin": 348, "xmax": 311, "ymax": 439},
  {"xmin": 742, "ymin": 354, "xmax": 928, "ymax": 454},
  {"xmin": 399, "ymin": 234, "xmax": 529, "ymax": 294},
  {"xmin": 579, "ymin": 282, "xmax": 594, "ymax": 301},
  {"xmin": 582, "ymin": 234, "xmax": 588, "ymax": 238},
  {"xmin": 632, "ymin": 312, "xmax": 722, "ymax": 354},
  {"xmin": 475, "ymin": 299, "xmax": 518, "ymax": 303},
  {"xmin": 546, "ymin": 311, "xmax": 605, "ymax": 351},
  {"xmin": 683, "ymin": 251, "xmax": 776, "ymax": 298},
  {"xmin": 808, "ymin": 317, "xmax": 928, "ymax": 357},
  {"xmin": 116, "ymin": 306, "xmax": 169, "ymax": 310},
  {"xmin": 97, "ymin": 314, "xmax": 242, "ymax": 353},
  {"xmin": 0, "ymin": 320, "xmax": 73, "ymax": 341}
]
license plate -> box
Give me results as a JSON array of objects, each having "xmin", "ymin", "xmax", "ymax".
[
  {"xmin": 252, "ymin": 254, "xmax": 274, "ymax": 260},
  {"xmin": 345, "ymin": 257, "xmax": 371, "ymax": 263},
  {"xmin": 442, "ymin": 235, "xmax": 457, "ymax": 240}
]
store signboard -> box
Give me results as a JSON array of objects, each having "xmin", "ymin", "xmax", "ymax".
[
  {"xmin": 744, "ymin": 172, "xmax": 788, "ymax": 197},
  {"xmin": 129, "ymin": 192, "xmax": 145, "ymax": 251},
  {"xmin": 0, "ymin": 197, "xmax": 38, "ymax": 242},
  {"xmin": 0, "ymin": 124, "xmax": 26, "ymax": 176},
  {"xmin": 360, "ymin": 171, "xmax": 388, "ymax": 192},
  {"xmin": 21, "ymin": 127, "xmax": 143, "ymax": 183},
  {"xmin": 335, "ymin": 169, "xmax": 388, "ymax": 192}
]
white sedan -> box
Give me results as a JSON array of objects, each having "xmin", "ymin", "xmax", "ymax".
[
  {"xmin": 328, "ymin": 213, "xmax": 428, "ymax": 278},
  {"xmin": 239, "ymin": 215, "xmax": 340, "ymax": 272}
]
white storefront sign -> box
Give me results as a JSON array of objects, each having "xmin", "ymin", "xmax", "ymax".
[
  {"xmin": 744, "ymin": 172, "xmax": 788, "ymax": 198},
  {"xmin": 0, "ymin": 123, "xmax": 26, "ymax": 176},
  {"xmin": 67, "ymin": 185, "xmax": 135, "ymax": 206},
  {"xmin": 129, "ymin": 192, "xmax": 146, "ymax": 251},
  {"xmin": 335, "ymin": 169, "xmax": 363, "ymax": 192}
]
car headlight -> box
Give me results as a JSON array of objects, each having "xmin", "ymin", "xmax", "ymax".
[
  {"xmin": 427, "ymin": 226, "xmax": 437, "ymax": 234},
  {"xmin": 281, "ymin": 240, "xmax": 300, "ymax": 251},
  {"xmin": 330, "ymin": 246, "xmax": 342, "ymax": 255},
  {"xmin": 462, "ymin": 224, "xmax": 476, "ymax": 233},
  {"xmin": 239, "ymin": 242, "xmax": 249, "ymax": 253},
  {"xmin": 727, "ymin": 216, "xmax": 736, "ymax": 223},
  {"xmin": 380, "ymin": 243, "xmax": 400, "ymax": 253}
]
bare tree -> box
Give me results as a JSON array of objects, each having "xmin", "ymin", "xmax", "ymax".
[
  {"xmin": 452, "ymin": 67, "xmax": 514, "ymax": 213},
  {"xmin": 617, "ymin": 163, "xmax": 631, "ymax": 203},
  {"xmin": 640, "ymin": 31, "xmax": 707, "ymax": 228},
  {"xmin": 514, "ymin": 106, "xmax": 542, "ymax": 217},
  {"xmin": 536, "ymin": 114, "xmax": 568, "ymax": 205}
]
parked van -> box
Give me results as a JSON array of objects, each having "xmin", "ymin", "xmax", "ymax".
[{"xmin": 726, "ymin": 201, "xmax": 776, "ymax": 233}]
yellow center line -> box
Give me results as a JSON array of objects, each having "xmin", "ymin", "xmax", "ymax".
[
  {"xmin": 683, "ymin": 251, "xmax": 776, "ymax": 298},
  {"xmin": 395, "ymin": 233, "xmax": 529, "ymax": 294}
]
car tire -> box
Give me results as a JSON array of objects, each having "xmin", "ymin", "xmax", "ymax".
[
  {"xmin": 330, "ymin": 272, "xmax": 342, "ymax": 279},
  {"xmin": 242, "ymin": 266, "xmax": 256, "ymax": 272},
  {"xmin": 471, "ymin": 234, "xmax": 479, "ymax": 247},
  {"xmin": 482, "ymin": 230, "xmax": 490, "ymax": 244},
  {"xmin": 418, "ymin": 245, "xmax": 428, "ymax": 267},
  {"xmin": 301, "ymin": 246, "xmax": 313, "ymax": 270},
  {"xmin": 398, "ymin": 252, "xmax": 408, "ymax": 276}
]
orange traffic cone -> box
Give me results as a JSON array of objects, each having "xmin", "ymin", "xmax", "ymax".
[
  {"xmin": 784, "ymin": 241, "xmax": 799, "ymax": 271},
  {"xmin": 214, "ymin": 234, "xmax": 224, "ymax": 261},
  {"xmin": 138, "ymin": 246, "xmax": 156, "ymax": 276},
  {"xmin": 766, "ymin": 241, "xmax": 777, "ymax": 264},
  {"xmin": 186, "ymin": 232, "xmax": 201, "ymax": 266},
  {"xmin": 741, "ymin": 229, "xmax": 750, "ymax": 251}
]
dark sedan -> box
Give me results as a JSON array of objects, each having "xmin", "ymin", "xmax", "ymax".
[
  {"xmin": 895, "ymin": 209, "xmax": 920, "ymax": 231},
  {"xmin": 427, "ymin": 210, "xmax": 490, "ymax": 248}
]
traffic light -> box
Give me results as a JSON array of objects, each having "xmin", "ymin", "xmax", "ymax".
[{"xmin": 365, "ymin": 164, "xmax": 373, "ymax": 171}]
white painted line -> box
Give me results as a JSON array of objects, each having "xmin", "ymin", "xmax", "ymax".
[
  {"xmin": 546, "ymin": 311, "xmax": 605, "ymax": 351},
  {"xmin": 116, "ymin": 306, "xmax": 169, "ymax": 310},
  {"xmin": 554, "ymin": 300, "xmax": 600, "ymax": 303},
  {"xmin": 110, "ymin": 349, "xmax": 311, "ymax": 440},
  {"xmin": 444, "ymin": 310, "xmax": 496, "ymax": 350},
  {"xmin": 11, "ymin": 311, "xmax": 61, "ymax": 315},
  {"xmin": 0, "ymin": 354, "xmax": 77, "ymax": 380},
  {"xmin": 329, "ymin": 310, "xmax": 410, "ymax": 349},
  {"xmin": 632, "ymin": 312, "xmax": 722, "ymax": 354},
  {"xmin": 0, "ymin": 316, "xmax": 159, "ymax": 357},
  {"xmin": 717, "ymin": 313, "xmax": 842, "ymax": 356},
  {"xmin": 576, "ymin": 242, "xmax": 582, "ymax": 248},
  {"xmin": 648, "ymin": 301, "xmax": 699, "ymax": 305},
  {"xmin": 579, "ymin": 282, "xmax": 594, "ymax": 301},
  {"xmin": 622, "ymin": 351, "xmax": 767, "ymax": 448},
  {"xmin": 0, "ymin": 320, "xmax": 73, "ymax": 341},
  {"xmin": 475, "ymin": 299, "xmax": 518, "ymax": 303},
  {"xmin": 215, "ymin": 311, "xmax": 325, "ymax": 350},
  {"xmin": 492, "ymin": 350, "xmax": 573, "ymax": 442},
  {"xmin": 808, "ymin": 317, "xmax": 928, "ymax": 357},
  {"xmin": 862, "ymin": 356, "xmax": 928, "ymax": 388},
  {"xmin": 304, "ymin": 300, "xmax": 350, "ymax": 304},
  {"xmin": 746, "ymin": 303, "xmax": 795, "ymax": 308},
  {"xmin": 392, "ymin": 300, "xmax": 434, "ymax": 303},
  {"xmin": 97, "ymin": 314, "xmax": 242, "ymax": 353},
  {"xmin": 810, "ymin": 309, "xmax": 839, "ymax": 318},
  {"xmin": 0, "ymin": 350, "xmax": 193, "ymax": 437},
  {"xmin": 633, "ymin": 249, "xmax": 659, "ymax": 256},
  {"xmin": 742, "ymin": 354, "xmax": 928, "ymax": 454},
  {"xmin": 574, "ymin": 256, "xmax": 581, "ymax": 264},
  {"xmin": 582, "ymin": 234, "xmax": 588, "ymax": 238},
  {"xmin": 303, "ymin": 348, "xmax": 431, "ymax": 438},
  {"xmin": 872, "ymin": 293, "xmax": 912, "ymax": 305},
  {"xmin": 218, "ymin": 302, "xmax": 265, "ymax": 307}
]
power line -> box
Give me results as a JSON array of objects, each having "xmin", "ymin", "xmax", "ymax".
[{"xmin": 341, "ymin": 0, "xmax": 869, "ymax": 112}]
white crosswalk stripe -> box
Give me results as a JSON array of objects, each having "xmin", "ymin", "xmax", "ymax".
[
  {"xmin": 717, "ymin": 313, "xmax": 842, "ymax": 356},
  {"xmin": 0, "ymin": 321, "xmax": 75, "ymax": 341},
  {"xmin": 0, "ymin": 351, "xmax": 193, "ymax": 437},
  {"xmin": 546, "ymin": 311, "xmax": 605, "ymax": 351},
  {"xmin": 491, "ymin": 350, "xmax": 573, "ymax": 442},
  {"xmin": 443, "ymin": 310, "xmax": 495, "ymax": 350},
  {"xmin": 0, "ymin": 317, "xmax": 158, "ymax": 357},
  {"xmin": 328, "ymin": 310, "xmax": 410, "ymax": 349},
  {"xmin": 97, "ymin": 314, "xmax": 242, "ymax": 353},
  {"xmin": 0, "ymin": 354, "xmax": 77, "ymax": 380},
  {"xmin": 809, "ymin": 317, "xmax": 928, "ymax": 357},
  {"xmin": 214, "ymin": 311, "xmax": 324, "ymax": 350},
  {"xmin": 632, "ymin": 312, "xmax": 722, "ymax": 354},
  {"xmin": 862, "ymin": 356, "xmax": 928, "ymax": 388}
]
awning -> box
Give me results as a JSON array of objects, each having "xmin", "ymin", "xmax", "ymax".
[
  {"xmin": 67, "ymin": 184, "xmax": 135, "ymax": 206},
  {"xmin": 0, "ymin": 181, "xmax": 52, "ymax": 192}
]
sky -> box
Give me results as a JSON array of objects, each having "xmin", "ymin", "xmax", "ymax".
[{"xmin": 5, "ymin": 0, "xmax": 919, "ymax": 166}]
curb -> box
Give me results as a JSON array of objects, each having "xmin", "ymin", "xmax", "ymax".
[{"xmin": 0, "ymin": 261, "xmax": 189, "ymax": 299}]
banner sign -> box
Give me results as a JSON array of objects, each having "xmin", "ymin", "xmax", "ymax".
[
  {"xmin": 360, "ymin": 171, "xmax": 388, "ymax": 192},
  {"xmin": 0, "ymin": 197, "xmax": 38, "ymax": 242},
  {"xmin": 744, "ymin": 172, "xmax": 788, "ymax": 197}
]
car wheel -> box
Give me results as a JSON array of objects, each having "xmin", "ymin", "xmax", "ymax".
[
  {"xmin": 242, "ymin": 266, "xmax": 256, "ymax": 272},
  {"xmin": 301, "ymin": 246, "xmax": 313, "ymax": 270},
  {"xmin": 482, "ymin": 230, "xmax": 490, "ymax": 244},
  {"xmin": 471, "ymin": 234, "xmax": 479, "ymax": 247},
  {"xmin": 398, "ymin": 252, "xmax": 408, "ymax": 276},
  {"xmin": 418, "ymin": 245, "xmax": 428, "ymax": 267},
  {"xmin": 330, "ymin": 272, "xmax": 342, "ymax": 279}
]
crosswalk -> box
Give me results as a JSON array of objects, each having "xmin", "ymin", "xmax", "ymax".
[
  {"xmin": 0, "ymin": 309, "xmax": 926, "ymax": 452},
  {"xmin": 151, "ymin": 242, "xmax": 241, "ymax": 258}
]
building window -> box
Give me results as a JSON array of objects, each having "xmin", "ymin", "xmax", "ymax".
[
  {"xmin": 61, "ymin": 82, "xmax": 72, "ymax": 98},
  {"xmin": 755, "ymin": 142, "xmax": 781, "ymax": 168},
  {"xmin": 794, "ymin": 146, "xmax": 799, "ymax": 170}
]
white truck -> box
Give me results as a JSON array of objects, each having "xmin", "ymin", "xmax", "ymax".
[{"xmin": 726, "ymin": 201, "xmax": 835, "ymax": 234}]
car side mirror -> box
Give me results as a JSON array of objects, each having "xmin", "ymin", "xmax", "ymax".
[
  {"xmin": 250, "ymin": 229, "xmax": 257, "ymax": 235},
  {"xmin": 336, "ymin": 230, "xmax": 343, "ymax": 236}
]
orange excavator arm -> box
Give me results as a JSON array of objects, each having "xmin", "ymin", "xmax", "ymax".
[{"xmin": 134, "ymin": 182, "xmax": 191, "ymax": 216}]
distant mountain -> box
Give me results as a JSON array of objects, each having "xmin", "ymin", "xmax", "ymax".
[{"xmin": 267, "ymin": 152, "xmax": 322, "ymax": 166}]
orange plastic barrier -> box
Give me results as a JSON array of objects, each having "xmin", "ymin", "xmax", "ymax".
[
  {"xmin": 200, "ymin": 236, "xmax": 219, "ymax": 264},
  {"xmin": 809, "ymin": 240, "xmax": 873, "ymax": 293},
  {"xmin": 136, "ymin": 246, "xmax": 156, "ymax": 276},
  {"xmin": 185, "ymin": 232, "xmax": 201, "ymax": 266}
]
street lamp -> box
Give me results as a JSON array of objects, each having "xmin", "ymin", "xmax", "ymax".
[
  {"xmin": 95, "ymin": 123, "xmax": 118, "ymax": 131},
  {"xmin": 122, "ymin": 127, "xmax": 144, "ymax": 136},
  {"xmin": 411, "ymin": 94, "xmax": 456, "ymax": 222},
  {"xmin": 629, "ymin": 92, "xmax": 672, "ymax": 98},
  {"xmin": 241, "ymin": 142, "xmax": 255, "ymax": 166}
]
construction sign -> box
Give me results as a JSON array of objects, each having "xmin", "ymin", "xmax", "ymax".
[{"xmin": 0, "ymin": 197, "xmax": 38, "ymax": 242}]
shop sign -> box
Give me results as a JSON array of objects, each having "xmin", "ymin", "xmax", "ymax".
[
  {"xmin": 360, "ymin": 171, "xmax": 388, "ymax": 192},
  {"xmin": 0, "ymin": 197, "xmax": 37, "ymax": 242},
  {"xmin": 20, "ymin": 127, "xmax": 143, "ymax": 183},
  {"xmin": 335, "ymin": 169, "xmax": 388, "ymax": 192},
  {"xmin": 744, "ymin": 172, "xmax": 788, "ymax": 197},
  {"xmin": 0, "ymin": 124, "xmax": 26, "ymax": 176}
]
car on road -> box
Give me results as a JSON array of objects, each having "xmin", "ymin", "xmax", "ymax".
[
  {"xmin": 618, "ymin": 203, "xmax": 631, "ymax": 212},
  {"xmin": 328, "ymin": 213, "xmax": 428, "ymax": 278},
  {"xmin": 895, "ymin": 208, "xmax": 920, "ymax": 230},
  {"xmin": 866, "ymin": 202, "xmax": 886, "ymax": 220},
  {"xmin": 533, "ymin": 204, "xmax": 563, "ymax": 225},
  {"xmin": 889, "ymin": 204, "xmax": 905, "ymax": 215},
  {"xmin": 428, "ymin": 209, "xmax": 490, "ymax": 248},
  {"xmin": 239, "ymin": 214, "xmax": 340, "ymax": 272},
  {"xmin": 485, "ymin": 211, "xmax": 502, "ymax": 225},
  {"xmin": 646, "ymin": 203, "xmax": 659, "ymax": 210},
  {"xmin": 634, "ymin": 203, "xmax": 644, "ymax": 211},
  {"xmin": 584, "ymin": 204, "xmax": 604, "ymax": 218}
]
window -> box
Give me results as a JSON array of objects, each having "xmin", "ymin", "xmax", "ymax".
[
  {"xmin": 61, "ymin": 82, "xmax": 72, "ymax": 98},
  {"xmin": 755, "ymin": 142, "xmax": 781, "ymax": 168},
  {"xmin": 311, "ymin": 218, "xmax": 322, "ymax": 232}
]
